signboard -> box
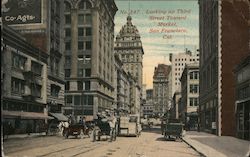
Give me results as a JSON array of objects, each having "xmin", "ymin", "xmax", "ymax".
[
  {"xmin": 212, "ymin": 122, "xmax": 217, "ymax": 129},
  {"xmin": 2, "ymin": 0, "xmax": 42, "ymax": 25}
]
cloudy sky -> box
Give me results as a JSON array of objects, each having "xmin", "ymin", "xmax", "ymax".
[{"xmin": 114, "ymin": 0, "xmax": 199, "ymax": 89}]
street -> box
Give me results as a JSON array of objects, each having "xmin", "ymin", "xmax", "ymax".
[{"xmin": 3, "ymin": 127, "xmax": 200, "ymax": 157}]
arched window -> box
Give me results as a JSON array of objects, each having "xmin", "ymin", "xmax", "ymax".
[
  {"xmin": 78, "ymin": 0, "xmax": 92, "ymax": 10},
  {"xmin": 64, "ymin": 1, "xmax": 71, "ymax": 12}
]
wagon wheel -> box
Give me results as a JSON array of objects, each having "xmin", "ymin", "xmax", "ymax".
[
  {"xmin": 87, "ymin": 128, "xmax": 93, "ymax": 138},
  {"xmin": 79, "ymin": 129, "xmax": 84, "ymax": 139},
  {"xmin": 97, "ymin": 131, "xmax": 101, "ymax": 141},
  {"xmin": 64, "ymin": 130, "xmax": 69, "ymax": 139},
  {"xmin": 92, "ymin": 129, "xmax": 96, "ymax": 142}
]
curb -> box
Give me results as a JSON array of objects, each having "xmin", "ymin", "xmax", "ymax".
[{"xmin": 182, "ymin": 137, "xmax": 207, "ymax": 157}]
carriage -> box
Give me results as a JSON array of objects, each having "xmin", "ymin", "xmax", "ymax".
[
  {"xmin": 92, "ymin": 115, "xmax": 117, "ymax": 142},
  {"xmin": 163, "ymin": 122, "xmax": 184, "ymax": 140},
  {"xmin": 63, "ymin": 124, "xmax": 83, "ymax": 138},
  {"xmin": 60, "ymin": 121, "xmax": 94, "ymax": 139}
]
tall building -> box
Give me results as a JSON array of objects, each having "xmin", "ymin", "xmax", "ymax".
[
  {"xmin": 63, "ymin": 0, "xmax": 118, "ymax": 120},
  {"xmin": 114, "ymin": 55, "xmax": 130, "ymax": 113},
  {"xmin": 169, "ymin": 50, "xmax": 199, "ymax": 98},
  {"xmin": 153, "ymin": 64, "xmax": 171, "ymax": 114},
  {"xmin": 199, "ymin": 0, "xmax": 249, "ymax": 136},
  {"xmin": 2, "ymin": 26, "xmax": 51, "ymax": 134},
  {"xmin": 2, "ymin": 0, "xmax": 65, "ymax": 119},
  {"xmin": 180, "ymin": 63, "xmax": 199, "ymax": 130},
  {"xmin": 114, "ymin": 15, "xmax": 144, "ymax": 91}
]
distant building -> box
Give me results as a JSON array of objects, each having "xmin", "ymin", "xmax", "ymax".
[
  {"xmin": 169, "ymin": 50, "xmax": 199, "ymax": 98},
  {"xmin": 114, "ymin": 15, "xmax": 144, "ymax": 91},
  {"xmin": 142, "ymin": 89, "xmax": 154, "ymax": 117},
  {"xmin": 234, "ymin": 55, "xmax": 250, "ymax": 140},
  {"xmin": 63, "ymin": 0, "xmax": 118, "ymax": 120},
  {"xmin": 153, "ymin": 64, "xmax": 171, "ymax": 114},
  {"xmin": 2, "ymin": 26, "xmax": 51, "ymax": 134},
  {"xmin": 199, "ymin": 0, "xmax": 249, "ymax": 136},
  {"xmin": 180, "ymin": 63, "xmax": 199, "ymax": 130}
]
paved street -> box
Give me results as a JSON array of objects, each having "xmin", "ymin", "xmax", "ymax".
[{"xmin": 3, "ymin": 127, "xmax": 200, "ymax": 157}]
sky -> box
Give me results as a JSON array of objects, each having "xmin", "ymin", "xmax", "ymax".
[{"xmin": 114, "ymin": 0, "xmax": 199, "ymax": 89}]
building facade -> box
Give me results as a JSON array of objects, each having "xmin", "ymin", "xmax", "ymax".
[
  {"xmin": 170, "ymin": 90, "xmax": 181, "ymax": 119},
  {"xmin": 142, "ymin": 89, "xmax": 154, "ymax": 117},
  {"xmin": 114, "ymin": 16, "xmax": 144, "ymax": 91},
  {"xmin": 169, "ymin": 50, "xmax": 199, "ymax": 98},
  {"xmin": 153, "ymin": 64, "xmax": 171, "ymax": 115},
  {"xmin": 3, "ymin": 0, "xmax": 66, "ymax": 119},
  {"xmin": 114, "ymin": 55, "xmax": 130, "ymax": 113},
  {"xmin": 180, "ymin": 63, "xmax": 199, "ymax": 130},
  {"xmin": 63, "ymin": 0, "xmax": 118, "ymax": 120},
  {"xmin": 2, "ymin": 26, "xmax": 51, "ymax": 134},
  {"xmin": 199, "ymin": 0, "xmax": 249, "ymax": 136},
  {"xmin": 234, "ymin": 55, "xmax": 250, "ymax": 140},
  {"xmin": 128, "ymin": 75, "xmax": 141, "ymax": 115}
]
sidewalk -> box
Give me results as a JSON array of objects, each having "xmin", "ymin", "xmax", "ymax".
[{"xmin": 182, "ymin": 131, "xmax": 250, "ymax": 157}]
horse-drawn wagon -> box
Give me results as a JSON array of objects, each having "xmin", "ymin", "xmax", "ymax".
[{"xmin": 92, "ymin": 114, "xmax": 117, "ymax": 142}]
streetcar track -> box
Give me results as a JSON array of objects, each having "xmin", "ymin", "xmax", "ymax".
[
  {"xmin": 37, "ymin": 142, "xmax": 101, "ymax": 157},
  {"xmin": 4, "ymin": 137, "xmax": 74, "ymax": 154},
  {"xmin": 71, "ymin": 144, "xmax": 104, "ymax": 157}
]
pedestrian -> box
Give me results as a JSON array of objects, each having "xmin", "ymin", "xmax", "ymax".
[{"xmin": 26, "ymin": 123, "xmax": 32, "ymax": 135}]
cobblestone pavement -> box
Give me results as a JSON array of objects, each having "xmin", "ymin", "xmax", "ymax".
[{"xmin": 3, "ymin": 128, "xmax": 201, "ymax": 157}]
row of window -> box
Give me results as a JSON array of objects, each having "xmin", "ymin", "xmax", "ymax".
[
  {"xmin": 190, "ymin": 84, "xmax": 199, "ymax": 94},
  {"xmin": 77, "ymin": 81, "xmax": 91, "ymax": 91},
  {"xmin": 175, "ymin": 58, "xmax": 199, "ymax": 62},
  {"xmin": 11, "ymin": 77, "xmax": 42, "ymax": 98},
  {"xmin": 65, "ymin": 14, "xmax": 92, "ymax": 25},
  {"xmin": 65, "ymin": 41, "xmax": 92, "ymax": 51},
  {"xmin": 116, "ymin": 42, "xmax": 141, "ymax": 47},
  {"xmin": 189, "ymin": 97, "xmax": 199, "ymax": 106},
  {"xmin": 12, "ymin": 52, "xmax": 43, "ymax": 76},
  {"xmin": 65, "ymin": 27, "xmax": 92, "ymax": 37},
  {"xmin": 65, "ymin": 68, "xmax": 91, "ymax": 78},
  {"xmin": 3, "ymin": 101, "xmax": 44, "ymax": 113},
  {"xmin": 190, "ymin": 71, "xmax": 199, "ymax": 80},
  {"xmin": 65, "ymin": 95, "xmax": 93, "ymax": 106}
]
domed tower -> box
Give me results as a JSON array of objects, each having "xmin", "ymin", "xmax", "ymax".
[{"xmin": 114, "ymin": 15, "xmax": 144, "ymax": 89}]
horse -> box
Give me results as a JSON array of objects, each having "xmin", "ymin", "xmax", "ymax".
[{"xmin": 58, "ymin": 121, "xmax": 69, "ymax": 136}]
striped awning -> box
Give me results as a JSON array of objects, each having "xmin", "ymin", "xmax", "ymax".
[{"xmin": 49, "ymin": 112, "xmax": 68, "ymax": 121}]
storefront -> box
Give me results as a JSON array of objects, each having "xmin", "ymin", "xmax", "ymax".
[
  {"xmin": 234, "ymin": 55, "xmax": 250, "ymax": 140},
  {"xmin": 2, "ymin": 110, "xmax": 53, "ymax": 134}
]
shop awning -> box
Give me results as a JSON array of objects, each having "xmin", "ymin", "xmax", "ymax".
[
  {"xmin": 49, "ymin": 112, "xmax": 68, "ymax": 121},
  {"xmin": 2, "ymin": 110, "xmax": 54, "ymax": 120}
]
